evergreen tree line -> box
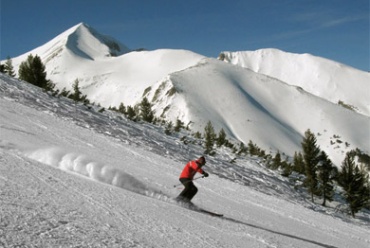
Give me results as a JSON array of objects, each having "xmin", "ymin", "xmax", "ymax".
[
  {"xmin": 0, "ymin": 57, "xmax": 16, "ymax": 77},
  {"xmin": 108, "ymin": 97, "xmax": 156, "ymax": 124},
  {"xmin": 1, "ymin": 54, "xmax": 185, "ymax": 128},
  {"xmin": 298, "ymin": 129, "xmax": 369, "ymax": 217},
  {"xmin": 200, "ymin": 121, "xmax": 369, "ymax": 218},
  {"xmin": 1, "ymin": 55, "xmax": 91, "ymax": 105},
  {"xmin": 3, "ymin": 55, "xmax": 369, "ymax": 217}
]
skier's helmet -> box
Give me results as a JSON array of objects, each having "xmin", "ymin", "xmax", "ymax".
[{"xmin": 197, "ymin": 156, "xmax": 206, "ymax": 166}]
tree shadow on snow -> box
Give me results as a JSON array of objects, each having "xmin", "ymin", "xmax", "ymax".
[{"xmin": 222, "ymin": 216, "xmax": 337, "ymax": 248}]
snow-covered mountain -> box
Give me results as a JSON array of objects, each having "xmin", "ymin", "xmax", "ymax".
[
  {"xmin": 145, "ymin": 59, "xmax": 369, "ymax": 166},
  {"xmin": 219, "ymin": 49, "xmax": 370, "ymax": 116},
  {"xmin": 10, "ymin": 23, "xmax": 205, "ymax": 107},
  {"xmin": 1, "ymin": 74, "xmax": 369, "ymax": 247},
  {"xmin": 16, "ymin": 22, "xmax": 130, "ymax": 66},
  {"xmin": 6, "ymin": 23, "xmax": 370, "ymax": 166}
]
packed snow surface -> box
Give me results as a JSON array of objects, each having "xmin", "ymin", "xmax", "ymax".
[{"xmin": 1, "ymin": 74, "xmax": 369, "ymax": 247}]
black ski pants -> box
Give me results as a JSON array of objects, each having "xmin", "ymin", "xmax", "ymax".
[{"xmin": 178, "ymin": 178, "xmax": 198, "ymax": 202}]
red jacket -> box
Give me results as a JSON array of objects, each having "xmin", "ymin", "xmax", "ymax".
[{"xmin": 180, "ymin": 160, "xmax": 204, "ymax": 179}]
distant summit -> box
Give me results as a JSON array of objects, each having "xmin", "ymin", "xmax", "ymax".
[
  {"xmin": 219, "ymin": 49, "xmax": 370, "ymax": 116},
  {"xmin": 64, "ymin": 22, "xmax": 131, "ymax": 59},
  {"xmin": 15, "ymin": 22, "xmax": 131, "ymax": 64}
]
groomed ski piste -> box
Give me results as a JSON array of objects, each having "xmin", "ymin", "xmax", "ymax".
[{"xmin": 1, "ymin": 74, "xmax": 369, "ymax": 247}]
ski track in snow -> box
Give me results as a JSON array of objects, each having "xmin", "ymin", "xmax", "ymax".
[{"xmin": 1, "ymin": 152, "xmax": 143, "ymax": 247}]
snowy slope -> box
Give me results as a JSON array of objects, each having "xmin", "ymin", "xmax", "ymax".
[
  {"xmin": 146, "ymin": 59, "xmax": 370, "ymax": 166},
  {"xmin": 220, "ymin": 49, "xmax": 370, "ymax": 116},
  {"xmin": 1, "ymin": 74, "xmax": 369, "ymax": 248}
]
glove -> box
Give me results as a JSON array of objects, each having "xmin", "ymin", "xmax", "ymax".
[{"xmin": 203, "ymin": 172, "xmax": 209, "ymax": 177}]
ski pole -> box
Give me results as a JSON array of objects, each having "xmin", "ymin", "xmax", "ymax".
[{"xmin": 173, "ymin": 176, "xmax": 205, "ymax": 188}]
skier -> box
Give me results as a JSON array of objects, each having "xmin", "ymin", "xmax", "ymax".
[{"xmin": 176, "ymin": 156, "xmax": 209, "ymax": 203}]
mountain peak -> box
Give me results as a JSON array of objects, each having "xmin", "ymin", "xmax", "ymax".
[
  {"xmin": 76, "ymin": 22, "xmax": 89, "ymax": 28},
  {"xmin": 12, "ymin": 22, "xmax": 131, "ymax": 65},
  {"xmin": 68, "ymin": 22, "xmax": 93, "ymax": 33},
  {"xmin": 63, "ymin": 22, "xmax": 131, "ymax": 60}
]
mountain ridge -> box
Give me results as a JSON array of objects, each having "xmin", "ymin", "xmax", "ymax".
[
  {"xmin": 219, "ymin": 49, "xmax": 370, "ymax": 116},
  {"xmin": 3, "ymin": 23, "xmax": 369, "ymax": 166},
  {"xmin": 146, "ymin": 58, "xmax": 369, "ymax": 166}
]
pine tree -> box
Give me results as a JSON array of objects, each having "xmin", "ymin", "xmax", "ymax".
[
  {"xmin": 18, "ymin": 54, "xmax": 49, "ymax": 89},
  {"xmin": 281, "ymin": 161, "xmax": 293, "ymax": 177},
  {"xmin": 0, "ymin": 62, "xmax": 5, "ymax": 73},
  {"xmin": 271, "ymin": 152, "xmax": 282, "ymax": 170},
  {"xmin": 118, "ymin": 102, "xmax": 126, "ymax": 114},
  {"xmin": 59, "ymin": 88, "xmax": 70, "ymax": 97},
  {"xmin": 204, "ymin": 121, "xmax": 216, "ymax": 155},
  {"xmin": 71, "ymin": 79, "xmax": 82, "ymax": 102},
  {"xmin": 248, "ymin": 140, "xmax": 258, "ymax": 156},
  {"xmin": 216, "ymin": 128, "xmax": 227, "ymax": 147},
  {"xmin": 301, "ymin": 129, "xmax": 321, "ymax": 202},
  {"xmin": 193, "ymin": 131, "xmax": 202, "ymax": 139},
  {"xmin": 317, "ymin": 151, "xmax": 337, "ymax": 206},
  {"xmin": 4, "ymin": 57, "xmax": 16, "ymax": 77},
  {"xmin": 338, "ymin": 151, "xmax": 370, "ymax": 217},
  {"xmin": 237, "ymin": 142, "xmax": 248, "ymax": 155},
  {"xmin": 45, "ymin": 79, "xmax": 56, "ymax": 93},
  {"xmin": 140, "ymin": 97, "xmax": 154, "ymax": 123},
  {"xmin": 126, "ymin": 105, "xmax": 137, "ymax": 121},
  {"xmin": 293, "ymin": 151, "xmax": 305, "ymax": 174},
  {"xmin": 165, "ymin": 121, "xmax": 173, "ymax": 135},
  {"xmin": 174, "ymin": 118, "xmax": 184, "ymax": 132}
]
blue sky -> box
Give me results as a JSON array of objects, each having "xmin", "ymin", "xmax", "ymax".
[{"xmin": 1, "ymin": 0, "xmax": 369, "ymax": 71}]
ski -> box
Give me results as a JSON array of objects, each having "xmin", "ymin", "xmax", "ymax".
[
  {"xmin": 174, "ymin": 198, "xmax": 223, "ymax": 217},
  {"xmin": 197, "ymin": 208, "xmax": 223, "ymax": 217}
]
